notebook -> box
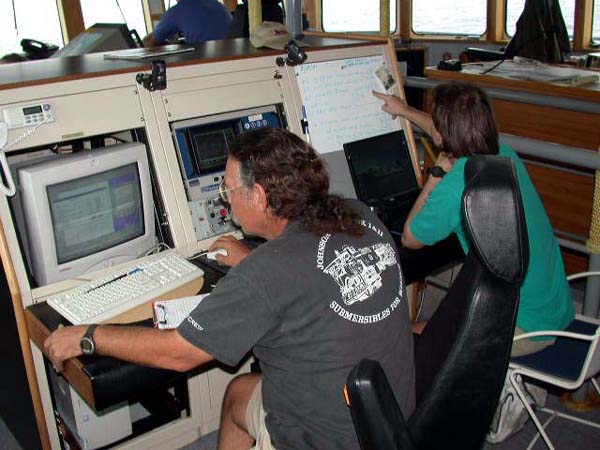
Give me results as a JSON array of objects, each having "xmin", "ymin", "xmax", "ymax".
[
  {"xmin": 343, "ymin": 130, "xmax": 420, "ymax": 234},
  {"xmin": 152, "ymin": 294, "xmax": 209, "ymax": 329}
]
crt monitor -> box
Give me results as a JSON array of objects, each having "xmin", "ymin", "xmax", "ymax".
[{"xmin": 16, "ymin": 143, "xmax": 156, "ymax": 286}]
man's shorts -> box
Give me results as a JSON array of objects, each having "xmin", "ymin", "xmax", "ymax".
[{"xmin": 246, "ymin": 379, "xmax": 276, "ymax": 450}]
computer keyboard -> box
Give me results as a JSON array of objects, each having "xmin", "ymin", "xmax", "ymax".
[{"xmin": 46, "ymin": 251, "xmax": 204, "ymax": 325}]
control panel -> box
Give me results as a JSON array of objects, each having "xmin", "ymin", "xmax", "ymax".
[
  {"xmin": 3, "ymin": 103, "xmax": 55, "ymax": 129},
  {"xmin": 171, "ymin": 106, "xmax": 282, "ymax": 242}
]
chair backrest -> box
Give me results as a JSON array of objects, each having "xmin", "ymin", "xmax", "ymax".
[
  {"xmin": 228, "ymin": 0, "xmax": 284, "ymax": 39},
  {"xmin": 347, "ymin": 155, "xmax": 529, "ymax": 450},
  {"xmin": 410, "ymin": 155, "xmax": 528, "ymax": 449}
]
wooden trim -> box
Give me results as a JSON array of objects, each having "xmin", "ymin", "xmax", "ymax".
[
  {"xmin": 487, "ymin": 0, "xmax": 507, "ymax": 42},
  {"xmin": 380, "ymin": 0, "xmax": 390, "ymax": 37},
  {"xmin": 0, "ymin": 224, "xmax": 51, "ymax": 449},
  {"xmin": 387, "ymin": 38, "xmax": 422, "ymax": 188},
  {"xmin": 573, "ymin": 0, "xmax": 594, "ymax": 51},
  {"xmin": 57, "ymin": 0, "xmax": 85, "ymax": 42},
  {"xmin": 248, "ymin": 0, "xmax": 262, "ymax": 34},
  {"xmin": 305, "ymin": 0, "xmax": 319, "ymax": 31},
  {"xmin": 399, "ymin": 0, "xmax": 412, "ymax": 41},
  {"xmin": 304, "ymin": 30, "xmax": 387, "ymax": 42}
]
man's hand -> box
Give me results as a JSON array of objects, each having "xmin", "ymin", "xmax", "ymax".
[
  {"xmin": 372, "ymin": 91, "xmax": 410, "ymax": 118},
  {"xmin": 209, "ymin": 236, "xmax": 251, "ymax": 267},
  {"xmin": 44, "ymin": 325, "xmax": 87, "ymax": 372}
]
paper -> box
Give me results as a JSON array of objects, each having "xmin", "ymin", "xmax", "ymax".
[
  {"xmin": 374, "ymin": 64, "xmax": 396, "ymax": 92},
  {"xmin": 462, "ymin": 59, "xmax": 600, "ymax": 86},
  {"xmin": 103, "ymin": 45, "xmax": 194, "ymax": 60},
  {"xmin": 295, "ymin": 55, "xmax": 400, "ymax": 154},
  {"xmin": 153, "ymin": 294, "xmax": 209, "ymax": 329}
]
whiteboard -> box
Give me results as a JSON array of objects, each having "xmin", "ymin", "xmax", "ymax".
[{"xmin": 295, "ymin": 55, "xmax": 400, "ymax": 154}]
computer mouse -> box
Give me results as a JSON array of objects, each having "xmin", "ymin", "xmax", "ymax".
[{"xmin": 206, "ymin": 248, "xmax": 228, "ymax": 260}]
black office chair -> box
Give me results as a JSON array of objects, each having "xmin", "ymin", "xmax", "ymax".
[{"xmin": 345, "ymin": 155, "xmax": 529, "ymax": 450}]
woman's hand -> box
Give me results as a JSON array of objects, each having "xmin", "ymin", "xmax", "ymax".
[
  {"xmin": 373, "ymin": 90, "xmax": 443, "ymax": 147},
  {"xmin": 372, "ymin": 91, "xmax": 410, "ymax": 118},
  {"xmin": 435, "ymin": 152, "xmax": 455, "ymax": 173}
]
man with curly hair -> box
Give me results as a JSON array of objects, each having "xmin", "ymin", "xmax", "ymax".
[{"xmin": 45, "ymin": 128, "xmax": 414, "ymax": 450}]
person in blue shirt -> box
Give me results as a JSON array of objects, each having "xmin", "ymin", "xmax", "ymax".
[
  {"xmin": 374, "ymin": 83, "xmax": 574, "ymax": 357},
  {"xmin": 144, "ymin": 0, "xmax": 232, "ymax": 46}
]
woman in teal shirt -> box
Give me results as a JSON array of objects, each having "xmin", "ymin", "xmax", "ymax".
[{"xmin": 374, "ymin": 83, "xmax": 574, "ymax": 356}]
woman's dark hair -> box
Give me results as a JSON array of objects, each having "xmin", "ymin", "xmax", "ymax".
[
  {"xmin": 431, "ymin": 82, "xmax": 499, "ymax": 158},
  {"xmin": 228, "ymin": 128, "xmax": 364, "ymax": 236}
]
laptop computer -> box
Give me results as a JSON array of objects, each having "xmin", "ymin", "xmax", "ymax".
[{"xmin": 343, "ymin": 130, "xmax": 420, "ymax": 234}]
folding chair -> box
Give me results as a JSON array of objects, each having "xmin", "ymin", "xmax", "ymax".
[{"xmin": 509, "ymin": 271, "xmax": 600, "ymax": 450}]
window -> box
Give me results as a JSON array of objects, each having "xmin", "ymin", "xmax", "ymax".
[
  {"xmin": 322, "ymin": 0, "xmax": 397, "ymax": 33},
  {"xmin": 0, "ymin": 0, "xmax": 63, "ymax": 57},
  {"xmin": 594, "ymin": 0, "xmax": 600, "ymax": 43},
  {"xmin": 412, "ymin": 0, "xmax": 485, "ymax": 36},
  {"xmin": 81, "ymin": 0, "xmax": 147, "ymax": 38},
  {"xmin": 506, "ymin": 0, "xmax": 576, "ymax": 38}
]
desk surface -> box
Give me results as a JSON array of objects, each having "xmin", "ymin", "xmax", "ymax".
[
  {"xmin": 425, "ymin": 65, "xmax": 600, "ymax": 103},
  {"xmin": 0, "ymin": 36, "xmax": 372, "ymax": 91},
  {"xmin": 25, "ymin": 261, "xmax": 224, "ymax": 411}
]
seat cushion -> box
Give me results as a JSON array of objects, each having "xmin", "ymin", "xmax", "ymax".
[{"xmin": 511, "ymin": 319, "xmax": 598, "ymax": 382}]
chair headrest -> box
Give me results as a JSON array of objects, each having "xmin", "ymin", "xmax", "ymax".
[{"xmin": 463, "ymin": 156, "xmax": 529, "ymax": 283}]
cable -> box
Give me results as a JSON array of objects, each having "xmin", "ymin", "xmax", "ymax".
[
  {"xmin": 11, "ymin": 0, "xmax": 17, "ymax": 33},
  {"xmin": 5, "ymin": 116, "xmax": 51, "ymax": 150},
  {"xmin": 144, "ymin": 242, "xmax": 172, "ymax": 256},
  {"xmin": 188, "ymin": 251, "xmax": 210, "ymax": 260},
  {"xmin": 0, "ymin": 116, "xmax": 52, "ymax": 197},
  {"xmin": 115, "ymin": 0, "xmax": 128, "ymax": 25},
  {"xmin": 481, "ymin": 59, "xmax": 506, "ymax": 75}
]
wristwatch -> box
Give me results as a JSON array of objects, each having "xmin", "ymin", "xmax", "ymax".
[
  {"xmin": 79, "ymin": 324, "xmax": 98, "ymax": 355},
  {"xmin": 428, "ymin": 165, "xmax": 447, "ymax": 178}
]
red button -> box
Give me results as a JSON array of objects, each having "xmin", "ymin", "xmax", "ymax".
[{"xmin": 220, "ymin": 209, "xmax": 228, "ymax": 217}]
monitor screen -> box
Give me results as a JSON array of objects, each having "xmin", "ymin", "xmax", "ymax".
[
  {"xmin": 190, "ymin": 127, "xmax": 234, "ymax": 174},
  {"xmin": 47, "ymin": 163, "xmax": 144, "ymax": 264},
  {"xmin": 344, "ymin": 130, "xmax": 418, "ymax": 204}
]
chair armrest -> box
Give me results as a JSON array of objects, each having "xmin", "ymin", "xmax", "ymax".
[
  {"xmin": 567, "ymin": 271, "xmax": 600, "ymax": 282},
  {"xmin": 513, "ymin": 330, "xmax": 598, "ymax": 342}
]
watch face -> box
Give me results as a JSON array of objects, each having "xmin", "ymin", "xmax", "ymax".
[
  {"xmin": 430, "ymin": 166, "xmax": 446, "ymax": 178},
  {"xmin": 80, "ymin": 337, "xmax": 94, "ymax": 355}
]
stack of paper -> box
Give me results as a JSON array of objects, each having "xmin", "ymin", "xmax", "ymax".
[{"xmin": 152, "ymin": 294, "xmax": 209, "ymax": 329}]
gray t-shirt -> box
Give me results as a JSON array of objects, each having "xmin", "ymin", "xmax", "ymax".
[{"xmin": 178, "ymin": 202, "xmax": 415, "ymax": 450}]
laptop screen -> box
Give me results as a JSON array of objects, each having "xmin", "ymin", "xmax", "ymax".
[{"xmin": 343, "ymin": 130, "xmax": 419, "ymax": 205}]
